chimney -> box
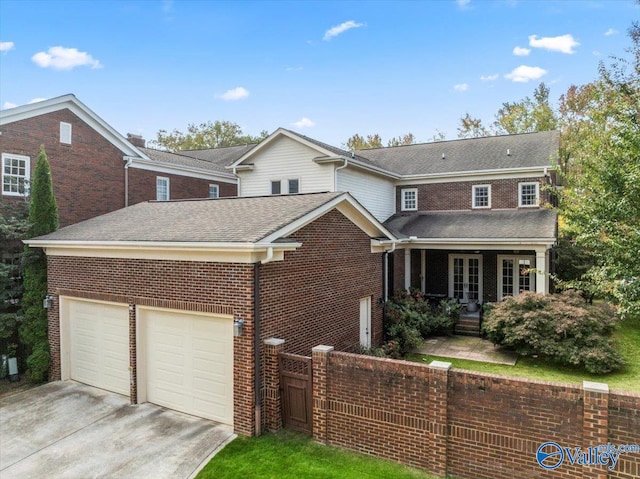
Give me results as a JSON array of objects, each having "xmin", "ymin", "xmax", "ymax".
[{"xmin": 127, "ymin": 133, "xmax": 145, "ymax": 148}]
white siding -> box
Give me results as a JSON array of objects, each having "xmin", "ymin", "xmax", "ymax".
[
  {"xmin": 238, "ymin": 136, "xmax": 334, "ymax": 197},
  {"xmin": 337, "ymin": 167, "xmax": 395, "ymax": 221}
]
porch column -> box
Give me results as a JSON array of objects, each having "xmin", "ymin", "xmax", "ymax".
[
  {"xmin": 404, "ymin": 249, "xmax": 411, "ymax": 291},
  {"xmin": 535, "ymin": 248, "xmax": 549, "ymax": 294}
]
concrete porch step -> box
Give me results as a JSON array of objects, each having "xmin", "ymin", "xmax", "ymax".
[{"xmin": 454, "ymin": 317, "xmax": 481, "ymax": 337}]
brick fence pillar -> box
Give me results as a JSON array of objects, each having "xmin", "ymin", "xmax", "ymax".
[
  {"xmin": 312, "ymin": 345, "xmax": 333, "ymax": 444},
  {"xmin": 428, "ymin": 360, "xmax": 451, "ymax": 477},
  {"xmin": 583, "ymin": 381, "xmax": 609, "ymax": 479},
  {"xmin": 263, "ymin": 338, "xmax": 286, "ymax": 432}
]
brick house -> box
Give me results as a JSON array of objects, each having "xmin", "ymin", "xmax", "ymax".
[
  {"xmin": 26, "ymin": 192, "xmax": 395, "ymax": 435},
  {"xmin": 0, "ymin": 94, "xmax": 237, "ymax": 227}
]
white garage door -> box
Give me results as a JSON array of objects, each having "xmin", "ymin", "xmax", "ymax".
[
  {"xmin": 141, "ymin": 308, "xmax": 233, "ymax": 425},
  {"xmin": 69, "ymin": 299, "xmax": 130, "ymax": 396}
]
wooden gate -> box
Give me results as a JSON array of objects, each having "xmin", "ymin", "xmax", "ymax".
[{"xmin": 279, "ymin": 352, "xmax": 313, "ymax": 434}]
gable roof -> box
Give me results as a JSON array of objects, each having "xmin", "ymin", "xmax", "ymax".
[
  {"xmin": 180, "ymin": 144, "xmax": 257, "ymax": 167},
  {"xmin": 0, "ymin": 94, "xmax": 147, "ymax": 159},
  {"xmin": 384, "ymin": 209, "xmax": 557, "ymax": 245},
  {"xmin": 139, "ymin": 147, "xmax": 236, "ymax": 176},
  {"xmin": 358, "ymin": 130, "xmax": 559, "ymax": 177}
]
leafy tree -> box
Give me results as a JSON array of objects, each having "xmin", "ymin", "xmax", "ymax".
[
  {"xmin": 561, "ymin": 22, "xmax": 640, "ymax": 321},
  {"xmin": 20, "ymin": 145, "xmax": 58, "ymax": 381},
  {"xmin": 0, "ymin": 199, "xmax": 30, "ymax": 366},
  {"xmin": 457, "ymin": 113, "xmax": 490, "ymax": 138},
  {"xmin": 150, "ymin": 120, "xmax": 268, "ymax": 151},
  {"xmin": 345, "ymin": 132, "xmax": 416, "ymax": 150},
  {"xmin": 387, "ymin": 133, "xmax": 417, "ymax": 147},
  {"xmin": 494, "ymin": 82, "xmax": 558, "ymax": 134}
]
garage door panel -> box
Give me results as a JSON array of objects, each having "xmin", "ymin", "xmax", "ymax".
[
  {"xmin": 144, "ymin": 309, "xmax": 233, "ymax": 424},
  {"xmin": 68, "ymin": 300, "xmax": 129, "ymax": 397}
]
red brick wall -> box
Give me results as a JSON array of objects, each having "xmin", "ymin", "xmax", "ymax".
[
  {"xmin": 46, "ymin": 256, "xmax": 256, "ymax": 436},
  {"xmin": 308, "ymin": 350, "xmax": 640, "ymax": 479},
  {"xmin": 1, "ymin": 109, "xmax": 125, "ymax": 227},
  {"xmin": 127, "ymin": 168, "xmax": 236, "ymax": 205},
  {"xmin": 260, "ymin": 209, "xmax": 384, "ymax": 354},
  {"xmin": 396, "ymin": 177, "xmax": 552, "ymax": 212}
]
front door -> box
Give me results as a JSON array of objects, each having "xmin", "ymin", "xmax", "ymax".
[
  {"xmin": 359, "ymin": 296, "xmax": 371, "ymax": 349},
  {"xmin": 448, "ymin": 254, "xmax": 483, "ymax": 304}
]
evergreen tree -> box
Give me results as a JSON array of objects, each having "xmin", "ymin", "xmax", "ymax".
[{"xmin": 20, "ymin": 145, "xmax": 58, "ymax": 381}]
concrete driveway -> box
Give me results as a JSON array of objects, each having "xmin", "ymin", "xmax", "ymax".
[{"xmin": 0, "ymin": 381, "xmax": 235, "ymax": 479}]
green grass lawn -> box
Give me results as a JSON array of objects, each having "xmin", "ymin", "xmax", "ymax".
[
  {"xmin": 196, "ymin": 430, "xmax": 438, "ymax": 479},
  {"xmin": 408, "ymin": 320, "xmax": 640, "ymax": 392}
]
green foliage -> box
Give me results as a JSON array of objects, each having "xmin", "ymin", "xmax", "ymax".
[
  {"xmin": 494, "ymin": 82, "xmax": 558, "ymax": 134},
  {"xmin": 344, "ymin": 132, "xmax": 416, "ymax": 151},
  {"xmin": 483, "ymin": 291, "xmax": 625, "ymax": 374},
  {"xmin": 384, "ymin": 290, "xmax": 460, "ymax": 358},
  {"xmin": 457, "ymin": 112, "xmax": 490, "ymax": 138},
  {"xmin": 150, "ymin": 120, "xmax": 268, "ymax": 151},
  {"xmin": 19, "ymin": 145, "xmax": 58, "ymax": 382}
]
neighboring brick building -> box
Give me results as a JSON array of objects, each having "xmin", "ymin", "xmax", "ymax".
[
  {"xmin": 0, "ymin": 95, "xmax": 237, "ymax": 227},
  {"xmin": 27, "ymin": 192, "xmax": 394, "ymax": 436}
]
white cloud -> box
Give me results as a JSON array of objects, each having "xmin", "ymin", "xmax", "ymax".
[
  {"xmin": 31, "ymin": 46, "xmax": 102, "ymax": 70},
  {"xmin": 28, "ymin": 97, "xmax": 47, "ymax": 104},
  {"xmin": 0, "ymin": 41, "xmax": 15, "ymax": 52},
  {"xmin": 513, "ymin": 46, "xmax": 531, "ymax": 56},
  {"xmin": 2, "ymin": 101, "xmax": 17, "ymax": 110},
  {"xmin": 218, "ymin": 87, "xmax": 250, "ymax": 101},
  {"xmin": 604, "ymin": 28, "xmax": 618, "ymax": 36},
  {"xmin": 480, "ymin": 74, "xmax": 499, "ymax": 81},
  {"xmin": 323, "ymin": 20, "xmax": 364, "ymax": 41},
  {"xmin": 528, "ymin": 34, "xmax": 579, "ymax": 54},
  {"xmin": 454, "ymin": 83, "xmax": 468, "ymax": 92},
  {"xmin": 292, "ymin": 117, "xmax": 315, "ymax": 128},
  {"xmin": 505, "ymin": 65, "xmax": 547, "ymax": 82}
]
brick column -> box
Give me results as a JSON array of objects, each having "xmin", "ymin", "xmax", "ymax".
[
  {"xmin": 312, "ymin": 345, "xmax": 333, "ymax": 444},
  {"xmin": 263, "ymin": 338, "xmax": 285, "ymax": 432},
  {"xmin": 428, "ymin": 360, "xmax": 451, "ymax": 477},
  {"xmin": 583, "ymin": 381, "xmax": 609, "ymax": 479}
]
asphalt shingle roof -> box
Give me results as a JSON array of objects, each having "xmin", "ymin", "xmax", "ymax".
[
  {"xmin": 358, "ymin": 130, "xmax": 559, "ymax": 176},
  {"xmin": 384, "ymin": 209, "xmax": 557, "ymax": 240},
  {"xmin": 139, "ymin": 147, "xmax": 232, "ymax": 174},
  {"xmin": 179, "ymin": 144, "xmax": 257, "ymax": 167},
  {"xmin": 36, "ymin": 192, "xmax": 344, "ymax": 243}
]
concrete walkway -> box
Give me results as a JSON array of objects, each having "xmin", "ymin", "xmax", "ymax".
[
  {"xmin": 0, "ymin": 381, "xmax": 235, "ymax": 479},
  {"xmin": 415, "ymin": 336, "xmax": 518, "ymax": 365}
]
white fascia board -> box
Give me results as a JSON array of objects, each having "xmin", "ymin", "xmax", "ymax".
[
  {"xmin": 24, "ymin": 240, "xmax": 301, "ymax": 263},
  {"xmin": 314, "ymin": 156, "xmax": 399, "ymax": 180},
  {"xmin": 127, "ymin": 157, "xmax": 237, "ymax": 182},
  {"xmin": 0, "ymin": 94, "xmax": 147, "ymax": 159},
  {"xmin": 395, "ymin": 166, "xmax": 548, "ymax": 185},
  {"xmin": 260, "ymin": 193, "xmax": 397, "ymax": 244},
  {"xmin": 395, "ymin": 237, "xmax": 556, "ymax": 250}
]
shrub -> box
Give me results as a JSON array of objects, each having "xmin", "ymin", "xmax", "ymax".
[
  {"xmin": 384, "ymin": 289, "xmax": 460, "ymax": 357},
  {"xmin": 483, "ymin": 291, "xmax": 625, "ymax": 374}
]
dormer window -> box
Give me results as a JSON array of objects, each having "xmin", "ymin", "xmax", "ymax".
[
  {"xmin": 519, "ymin": 182, "xmax": 539, "ymax": 207},
  {"xmin": 401, "ymin": 188, "xmax": 418, "ymax": 211}
]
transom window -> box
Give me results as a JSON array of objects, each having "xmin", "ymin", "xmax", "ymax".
[
  {"xmin": 209, "ymin": 184, "xmax": 219, "ymax": 199},
  {"xmin": 2, "ymin": 153, "xmax": 30, "ymax": 196},
  {"xmin": 472, "ymin": 185, "xmax": 491, "ymax": 208},
  {"xmin": 401, "ymin": 188, "xmax": 418, "ymax": 211},
  {"xmin": 156, "ymin": 176, "xmax": 169, "ymax": 201},
  {"xmin": 519, "ymin": 182, "xmax": 539, "ymax": 207},
  {"xmin": 288, "ymin": 179, "xmax": 299, "ymax": 194}
]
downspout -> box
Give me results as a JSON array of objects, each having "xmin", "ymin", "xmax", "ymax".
[
  {"xmin": 334, "ymin": 157, "xmax": 348, "ymax": 191},
  {"xmin": 261, "ymin": 246, "xmax": 274, "ymax": 264},
  {"xmin": 254, "ymin": 262, "xmax": 262, "ymax": 436},
  {"xmin": 124, "ymin": 157, "xmax": 133, "ymax": 207},
  {"xmin": 233, "ymin": 166, "xmax": 241, "ymax": 196}
]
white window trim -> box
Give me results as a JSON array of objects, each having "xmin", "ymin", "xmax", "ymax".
[
  {"xmin": 472, "ymin": 184, "xmax": 491, "ymax": 209},
  {"xmin": 401, "ymin": 188, "xmax": 418, "ymax": 211},
  {"xmin": 156, "ymin": 176, "xmax": 170, "ymax": 201},
  {"xmin": 270, "ymin": 180, "xmax": 282, "ymax": 195},
  {"xmin": 287, "ymin": 178, "xmax": 300, "ymax": 194},
  {"xmin": 60, "ymin": 122, "xmax": 72, "ymax": 145},
  {"xmin": 209, "ymin": 184, "xmax": 219, "ymax": 199},
  {"xmin": 518, "ymin": 182, "xmax": 539, "ymax": 208},
  {"xmin": 2, "ymin": 153, "xmax": 31, "ymax": 197},
  {"xmin": 497, "ymin": 255, "xmax": 536, "ymax": 301}
]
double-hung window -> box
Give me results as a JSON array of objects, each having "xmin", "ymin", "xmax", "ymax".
[
  {"xmin": 288, "ymin": 179, "xmax": 299, "ymax": 194},
  {"xmin": 2, "ymin": 153, "xmax": 30, "ymax": 196},
  {"xmin": 401, "ymin": 188, "xmax": 418, "ymax": 211},
  {"xmin": 472, "ymin": 185, "xmax": 491, "ymax": 209},
  {"xmin": 209, "ymin": 184, "xmax": 219, "ymax": 199},
  {"xmin": 519, "ymin": 182, "xmax": 539, "ymax": 207},
  {"xmin": 271, "ymin": 180, "xmax": 281, "ymax": 195},
  {"xmin": 156, "ymin": 176, "xmax": 170, "ymax": 201}
]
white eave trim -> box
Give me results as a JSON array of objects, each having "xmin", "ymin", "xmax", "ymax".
[
  {"xmin": 126, "ymin": 156, "xmax": 237, "ymax": 182},
  {"xmin": 393, "ymin": 237, "xmax": 556, "ymax": 250},
  {"xmin": 395, "ymin": 166, "xmax": 549, "ymax": 184},
  {"xmin": 313, "ymin": 156, "xmax": 399, "ymax": 180},
  {"xmin": 23, "ymin": 239, "xmax": 301, "ymax": 263}
]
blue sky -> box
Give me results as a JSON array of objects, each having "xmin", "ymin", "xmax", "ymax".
[{"xmin": 0, "ymin": 0, "xmax": 637, "ymax": 147}]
